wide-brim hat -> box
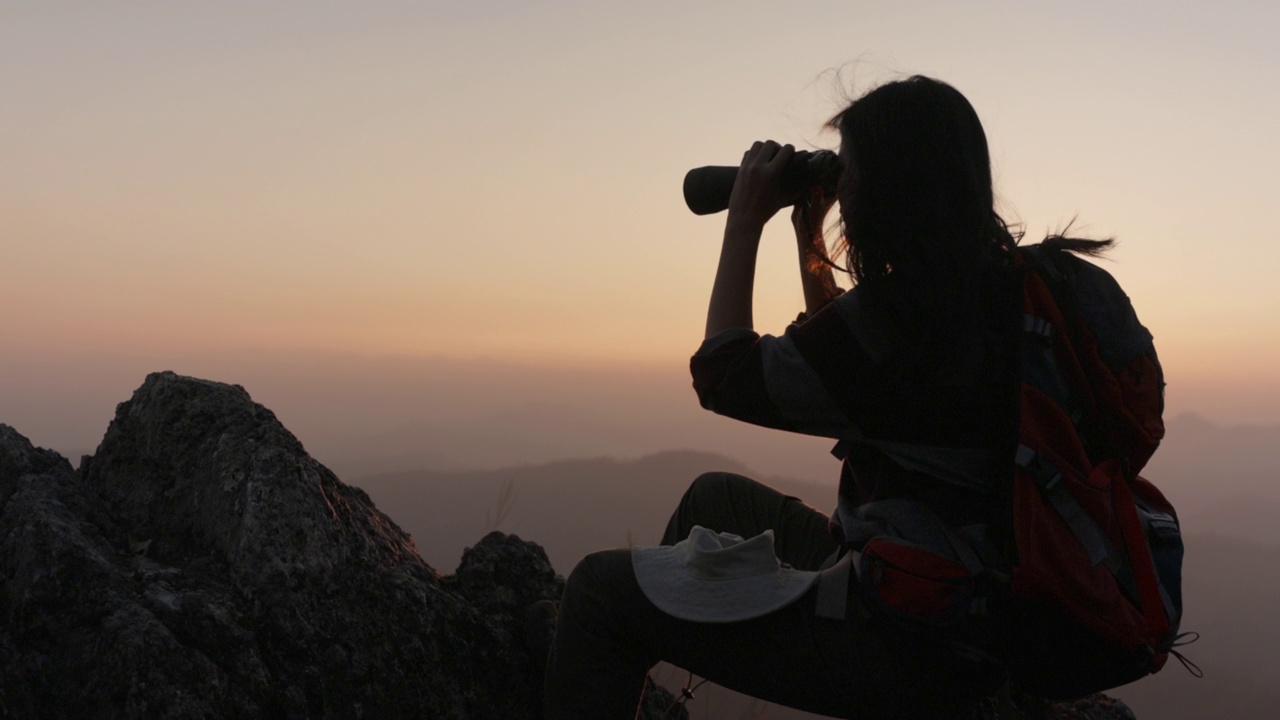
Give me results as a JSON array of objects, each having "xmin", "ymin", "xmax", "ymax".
[{"xmin": 631, "ymin": 526, "xmax": 820, "ymax": 623}]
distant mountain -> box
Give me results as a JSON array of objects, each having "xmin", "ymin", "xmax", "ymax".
[
  {"xmin": 1150, "ymin": 414, "xmax": 1280, "ymax": 508},
  {"xmin": 1147, "ymin": 414, "xmax": 1280, "ymax": 547},
  {"xmin": 1175, "ymin": 493, "xmax": 1280, "ymax": 545},
  {"xmin": 142, "ymin": 351, "xmax": 844, "ymax": 483},
  {"xmin": 360, "ymin": 449, "xmax": 830, "ymax": 575},
  {"xmin": 316, "ymin": 405, "xmax": 840, "ymax": 487}
]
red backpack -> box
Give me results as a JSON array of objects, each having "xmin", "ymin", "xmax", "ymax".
[
  {"xmin": 1000, "ymin": 243, "xmax": 1185, "ymax": 698},
  {"xmin": 822, "ymin": 243, "xmax": 1188, "ymax": 699}
]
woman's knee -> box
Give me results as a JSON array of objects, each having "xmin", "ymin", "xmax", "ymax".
[
  {"xmin": 561, "ymin": 549, "xmax": 634, "ymax": 615},
  {"xmin": 663, "ymin": 471, "xmax": 764, "ymax": 545},
  {"xmin": 684, "ymin": 471, "xmax": 754, "ymax": 508}
]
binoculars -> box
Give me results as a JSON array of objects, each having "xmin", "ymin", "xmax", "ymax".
[{"xmin": 682, "ymin": 149, "xmax": 841, "ymax": 215}]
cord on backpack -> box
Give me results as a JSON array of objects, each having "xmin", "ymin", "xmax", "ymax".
[{"xmin": 1169, "ymin": 633, "xmax": 1203, "ymax": 679}]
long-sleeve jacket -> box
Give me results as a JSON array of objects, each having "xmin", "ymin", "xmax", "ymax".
[{"xmin": 690, "ymin": 282, "xmax": 1018, "ymax": 530}]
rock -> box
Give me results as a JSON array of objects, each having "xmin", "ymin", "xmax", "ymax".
[
  {"xmin": 0, "ymin": 372, "xmax": 1128, "ymax": 719},
  {"xmin": 969, "ymin": 690, "xmax": 1137, "ymax": 720},
  {"xmin": 0, "ymin": 373, "xmax": 691, "ymax": 719}
]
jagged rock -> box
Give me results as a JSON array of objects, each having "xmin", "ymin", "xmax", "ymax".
[
  {"xmin": 1052, "ymin": 694, "xmax": 1138, "ymax": 719},
  {"xmin": 0, "ymin": 371, "xmax": 1130, "ymax": 719},
  {"xmin": 0, "ymin": 372, "xmax": 686, "ymax": 719}
]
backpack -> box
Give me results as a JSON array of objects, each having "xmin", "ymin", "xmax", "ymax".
[
  {"xmin": 821, "ymin": 243, "xmax": 1186, "ymax": 699},
  {"xmin": 999, "ymin": 243, "xmax": 1183, "ymax": 698}
]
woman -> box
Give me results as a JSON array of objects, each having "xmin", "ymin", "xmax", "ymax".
[{"xmin": 544, "ymin": 76, "xmax": 1046, "ymax": 719}]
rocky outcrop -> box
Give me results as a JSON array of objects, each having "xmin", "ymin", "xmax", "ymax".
[
  {"xmin": 0, "ymin": 372, "xmax": 1135, "ymax": 719},
  {"xmin": 0, "ymin": 372, "xmax": 684, "ymax": 719}
]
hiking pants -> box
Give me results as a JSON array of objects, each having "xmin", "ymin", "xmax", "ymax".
[{"xmin": 543, "ymin": 472, "xmax": 1000, "ymax": 719}]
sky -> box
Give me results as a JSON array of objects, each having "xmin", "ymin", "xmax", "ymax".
[{"xmin": 4, "ymin": 0, "xmax": 1280, "ymax": 450}]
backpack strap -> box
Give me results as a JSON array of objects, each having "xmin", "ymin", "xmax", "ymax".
[
  {"xmin": 1017, "ymin": 245, "xmax": 1115, "ymax": 464},
  {"xmin": 814, "ymin": 549, "xmax": 859, "ymax": 620},
  {"xmin": 1014, "ymin": 445, "xmax": 1117, "ymax": 571},
  {"xmin": 1020, "ymin": 311, "xmax": 1079, "ymax": 424}
]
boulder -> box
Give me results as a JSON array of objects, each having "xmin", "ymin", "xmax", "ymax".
[{"xmin": 0, "ymin": 372, "xmax": 682, "ymax": 719}]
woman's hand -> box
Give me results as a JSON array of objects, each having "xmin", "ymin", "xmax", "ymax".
[
  {"xmin": 791, "ymin": 185, "xmax": 836, "ymax": 247},
  {"xmin": 725, "ymin": 140, "xmax": 798, "ymax": 231}
]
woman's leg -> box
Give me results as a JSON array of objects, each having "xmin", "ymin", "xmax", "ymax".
[
  {"xmin": 546, "ymin": 473, "xmax": 858, "ymax": 719},
  {"xmin": 542, "ymin": 550, "xmax": 653, "ymax": 720},
  {"xmin": 661, "ymin": 472, "xmax": 838, "ymax": 570},
  {"xmin": 544, "ymin": 473, "xmax": 995, "ymax": 719},
  {"xmin": 542, "ymin": 547, "xmax": 967, "ymax": 720}
]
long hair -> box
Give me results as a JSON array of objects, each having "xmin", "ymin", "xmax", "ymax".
[
  {"xmin": 827, "ymin": 76, "xmax": 1108, "ymax": 369},
  {"xmin": 829, "ymin": 76, "xmax": 1014, "ymax": 281}
]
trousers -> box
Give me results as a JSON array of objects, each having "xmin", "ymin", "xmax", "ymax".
[{"xmin": 543, "ymin": 472, "xmax": 1001, "ymax": 719}]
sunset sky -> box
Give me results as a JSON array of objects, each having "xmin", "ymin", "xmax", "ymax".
[{"xmin": 4, "ymin": 1, "xmax": 1279, "ymax": 445}]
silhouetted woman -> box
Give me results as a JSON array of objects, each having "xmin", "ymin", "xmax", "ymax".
[{"xmin": 543, "ymin": 76, "xmax": 1094, "ymax": 719}]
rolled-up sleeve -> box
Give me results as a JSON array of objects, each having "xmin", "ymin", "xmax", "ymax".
[
  {"xmin": 690, "ymin": 327, "xmax": 778, "ymax": 423},
  {"xmin": 690, "ymin": 290, "xmax": 880, "ymax": 439}
]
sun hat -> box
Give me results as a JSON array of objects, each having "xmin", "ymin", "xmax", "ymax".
[{"xmin": 631, "ymin": 526, "xmax": 821, "ymax": 623}]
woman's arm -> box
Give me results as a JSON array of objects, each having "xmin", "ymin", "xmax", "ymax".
[
  {"xmin": 792, "ymin": 188, "xmax": 843, "ymax": 317},
  {"xmin": 705, "ymin": 217, "xmax": 762, "ymax": 337},
  {"xmin": 704, "ymin": 141, "xmax": 797, "ymax": 339}
]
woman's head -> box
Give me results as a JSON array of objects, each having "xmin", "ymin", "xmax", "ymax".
[{"xmin": 828, "ymin": 75, "xmax": 1012, "ymax": 287}]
